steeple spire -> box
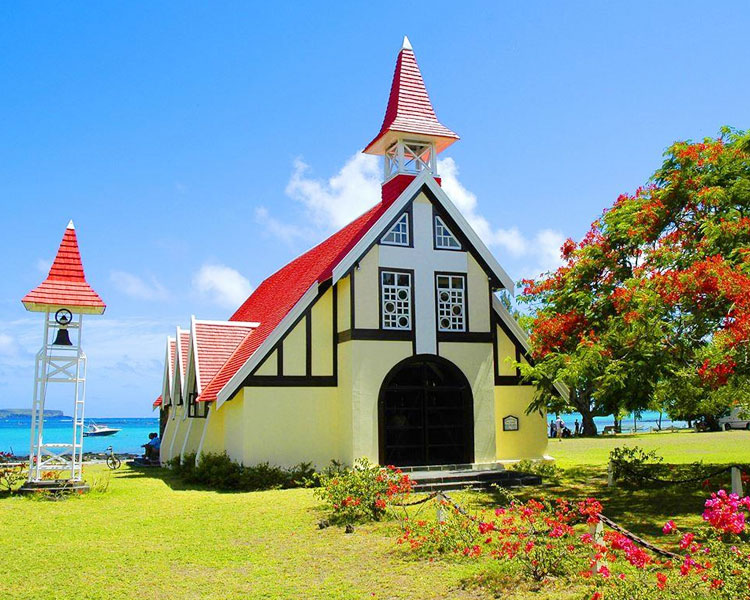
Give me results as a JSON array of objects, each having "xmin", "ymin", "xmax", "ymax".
[{"xmin": 364, "ymin": 38, "xmax": 459, "ymax": 159}]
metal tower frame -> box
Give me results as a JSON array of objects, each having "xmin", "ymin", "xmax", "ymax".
[{"xmin": 27, "ymin": 311, "xmax": 87, "ymax": 483}]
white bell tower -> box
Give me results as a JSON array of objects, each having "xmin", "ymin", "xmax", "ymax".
[{"xmin": 20, "ymin": 221, "xmax": 106, "ymax": 493}]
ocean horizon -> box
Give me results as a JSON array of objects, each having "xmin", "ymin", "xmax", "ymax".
[
  {"xmin": 0, "ymin": 410, "xmax": 689, "ymax": 458},
  {"xmin": 0, "ymin": 417, "xmax": 160, "ymax": 456}
]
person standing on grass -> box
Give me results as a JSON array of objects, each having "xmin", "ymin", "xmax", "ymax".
[
  {"xmin": 574, "ymin": 419, "xmax": 580, "ymax": 436},
  {"xmin": 550, "ymin": 420, "xmax": 556, "ymax": 438},
  {"xmin": 556, "ymin": 416, "xmax": 565, "ymax": 440}
]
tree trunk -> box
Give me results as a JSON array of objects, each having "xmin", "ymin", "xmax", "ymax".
[{"xmin": 579, "ymin": 409, "xmax": 598, "ymax": 436}]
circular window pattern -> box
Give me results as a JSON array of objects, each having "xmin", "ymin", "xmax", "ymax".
[
  {"xmin": 439, "ymin": 291, "xmax": 450, "ymax": 302},
  {"xmin": 397, "ymin": 289, "xmax": 408, "ymax": 300},
  {"xmin": 452, "ymin": 305, "xmax": 463, "ymax": 316},
  {"xmin": 440, "ymin": 317, "xmax": 451, "ymax": 329},
  {"xmin": 398, "ymin": 316, "xmax": 409, "ymax": 327},
  {"xmin": 384, "ymin": 301, "xmax": 396, "ymax": 313}
]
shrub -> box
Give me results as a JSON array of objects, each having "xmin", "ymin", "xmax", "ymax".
[
  {"xmin": 171, "ymin": 452, "xmax": 317, "ymax": 492},
  {"xmin": 314, "ymin": 457, "xmax": 414, "ymax": 525},
  {"xmin": 516, "ymin": 459, "xmax": 562, "ymax": 484},
  {"xmin": 609, "ymin": 445, "xmax": 664, "ymax": 483},
  {"xmin": 0, "ymin": 452, "xmax": 25, "ymax": 494}
]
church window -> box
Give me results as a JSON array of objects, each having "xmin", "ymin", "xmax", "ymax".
[
  {"xmin": 187, "ymin": 391, "xmax": 208, "ymax": 418},
  {"xmin": 436, "ymin": 274, "xmax": 466, "ymax": 332},
  {"xmin": 434, "ymin": 216, "xmax": 461, "ymax": 249},
  {"xmin": 381, "ymin": 271, "xmax": 412, "ymax": 330},
  {"xmin": 381, "ymin": 213, "xmax": 410, "ymax": 246}
]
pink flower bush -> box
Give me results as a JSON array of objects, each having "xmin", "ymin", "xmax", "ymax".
[{"xmin": 702, "ymin": 490, "xmax": 749, "ymax": 535}]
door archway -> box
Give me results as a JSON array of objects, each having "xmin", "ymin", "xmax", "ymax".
[{"xmin": 378, "ymin": 355, "xmax": 474, "ymax": 467}]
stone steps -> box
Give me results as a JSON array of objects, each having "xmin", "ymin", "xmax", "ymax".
[{"xmin": 409, "ymin": 468, "xmax": 542, "ymax": 492}]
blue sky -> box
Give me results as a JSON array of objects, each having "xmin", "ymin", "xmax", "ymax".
[{"xmin": 1, "ymin": 2, "xmax": 748, "ymax": 418}]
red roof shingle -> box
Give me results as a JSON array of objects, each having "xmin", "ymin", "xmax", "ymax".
[
  {"xmin": 192, "ymin": 321, "xmax": 257, "ymax": 397},
  {"xmin": 22, "ymin": 222, "xmax": 105, "ymax": 313},
  {"xmin": 364, "ymin": 39, "xmax": 458, "ymax": 155}
]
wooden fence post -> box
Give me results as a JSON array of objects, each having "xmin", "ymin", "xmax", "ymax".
[
  {"xmin": 607, "ymin": 461, "xmax": 614, "ymax": 488},
  {"xmin": 589, "ymin": 520, "xmax": 605, "ymax": 573},
  {"xmin": 731, "ymin": 467, "xmax": 744, "ymax": 496}
]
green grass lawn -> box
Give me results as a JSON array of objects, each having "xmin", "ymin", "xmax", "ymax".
[{"xmin": 2, "ymin": 430, "xmax": 748, "ymax": 600}]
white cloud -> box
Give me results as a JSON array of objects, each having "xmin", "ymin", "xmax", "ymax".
[
  {"xmin": 110, "ymin": 271, "xmax": 169, "ymax": 301},
  {"xmin": 193, "ymin": 264, "xmax": 252, "ymax": 309},
  {"xmin": 261, "ymin": 151, "xmax": 566, "ymax": 280},
  {"xmin": 285, "ymin": 153, "xmax": 381, "ymax": 229}
]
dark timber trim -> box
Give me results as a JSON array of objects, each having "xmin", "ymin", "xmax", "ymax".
[
  {"xmin": 276, "ymin": 343, "xmax": 283, "ymax": 376},
  {"xmin": 244, "ymin": 375, "xmax": 337, "ymax": 387},
  {"xmin": 379, "ymin": 204, "xmax": 415, "ymax": 249},
  {"xmin": 338, "ymin": 328, "xmax": 413, "ymax": 343},
  {"xmin": 437, "ymin": 331, "xmax": 492, "ymax": 343},
  {"xmin": 305, "ymin": 314, "xmax": 312, "ymax": 377}
]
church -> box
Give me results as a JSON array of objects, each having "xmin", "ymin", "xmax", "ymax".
[{"xmin": 156, "ymin": 37, "xmax": 553, "ymax": 469}]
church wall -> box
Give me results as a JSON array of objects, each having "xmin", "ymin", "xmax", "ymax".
[
  {"xmin": 467, "ymin": 255, "xmax": 491, "ymax": 333},
  {"xmin": 160, "ymin": 413, "xmax": 178, "ymax": 463},
  {"xmin": 495, "ymin": 322, "xmax": 517, "ymax": 376},
  {"xmin": 352, "ymin": 246, "xmax": 380, "ymax": 329},
  {"xmin": 282, "ymin": 316, "xmax": 307, "ymax": 375},
  {"xmin": 199, "ymin": 403, "xmax": 225, "ymax": 456},
  {"xmin": 180, "ymin": 416, "xmax": 204, "ymax": 459},
  {"xmin": 311, "ymin": 286, "xmax": 334, "ymax": 376},
  {"xmin": 336, "ymin": 275, "xmax": 351, "ymax": 332},
  {"xmin": 238, "ymin": 386, "xmax": 342, "ymax": 468},
  {"xmin": 254, "ymin": 349, "xmax": 278, "ymax": 376},
  {"xmin": 438, "ymin": 341, "xmax": 497, "ymax": 463},
  {"xmin": 494, "ymin": 386, "xmax": 548, "ymax": 461},
  {"xmin": 348, "ymin": 340, "xmax": 414, "ymax": 462},
  {"xmin": 222, "ymin": 391, "xmax": 246, "ymax": 463},
  {"xmin": 169, "ymin": 405, "xmax": 191, "ymax": 462},
  {"xmin": 335, "ymin": 338, "xmax": 354, "ymax": 465}
]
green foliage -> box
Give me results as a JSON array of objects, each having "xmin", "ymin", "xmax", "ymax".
[
  {"xmin": 313, "ymin": 457, "xmax": 414, "ymax": 525},
  {"xmin": 609, "ymin": 445, "xmax": 664, "ymax": 482},
  {"xmin": 515, "ymin": 459, "xmax": 562, "ymax": 484},
  {"xmin": 171, "ymin": 452, "xmax": 316, "ymax": 491},
  {"xmin": 518, "ymin": 128, "xmax": 750, "ymax": 432}
]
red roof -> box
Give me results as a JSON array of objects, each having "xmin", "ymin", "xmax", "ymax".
[
  {"xmin": 198, "ymin": 202, "xmax": 389, "ymax": 403},
  {"xmin": 153, "ymin": 395, "xmax": 162, "ymax": 408},
  {"xmin": 364, "ymin": 37, "xmax": 459, "ymax": 155},
  {"xmin": 169, "ymin": 339, "xmax": 176, "ymax": 383},
  {"xmin": 192, "ymin": 321, "xmax": 257, "ymax": 396},
  {"xmin": 22, "ymin": 221, "xmax": 106, "ymax": 314}
]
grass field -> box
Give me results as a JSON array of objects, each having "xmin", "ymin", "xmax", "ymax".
[{"xmin": 1, "ymin": 430, "xmax": 748, "ymax": 600}]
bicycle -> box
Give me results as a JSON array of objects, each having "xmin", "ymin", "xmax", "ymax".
[{"xmin": 104, "ymin": 446, "xmax": 121, "ymax": 470}]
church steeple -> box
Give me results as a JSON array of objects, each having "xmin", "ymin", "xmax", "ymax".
[{"xmin": 364, "ymin": 36, "xmax": 459, "ymax": 183}]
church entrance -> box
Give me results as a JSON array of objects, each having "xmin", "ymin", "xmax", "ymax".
[{"xmin": 378, "ymin": 355, "xmax": 474, "ymax": 467}]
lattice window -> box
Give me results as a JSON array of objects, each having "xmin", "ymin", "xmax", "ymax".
[
  {"xmin": 434, "ymin": 216, "xmax": 461, "ymax": 249},
  {"xmin": 381, "ymin": 213, "xmax": 409, "ymax": 246},
  {"xmin": 187, "ymin": 392, "xmax": 208, "ymax": 418},
  {"xmin": 381, "ymin": 271, "xmax": 412, "ymax": 330},
  {"xmin": 436, "ymin": 274, "xmax": 466, "ymax": 332}
]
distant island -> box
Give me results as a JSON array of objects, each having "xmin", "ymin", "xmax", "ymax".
[{"xmin": 0, "ymin": 409, "xmax": 68, "ymax": 420}]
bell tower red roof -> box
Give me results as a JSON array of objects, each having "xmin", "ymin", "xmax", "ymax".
[
  {"xmin": 22, "ymin": 221, "xmax": 106, "ymax": 314},
  {"xmin": 364, "ymin": 36, "xmax": 459, "ymax": 156}
]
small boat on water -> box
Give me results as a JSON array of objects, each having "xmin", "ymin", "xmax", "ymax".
[{"xmin": 83, "ymin": 423, "xmax": 121, "ymax": 437}]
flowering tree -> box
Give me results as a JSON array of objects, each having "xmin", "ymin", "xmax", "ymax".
[{"xmin": 519, "ymin": 128, "xmax": 750, "ymax": 433}]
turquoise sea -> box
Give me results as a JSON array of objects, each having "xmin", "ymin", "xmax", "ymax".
[{"xmin": 0, "ymin": 417, "xmax": 160, "ymax": 456}]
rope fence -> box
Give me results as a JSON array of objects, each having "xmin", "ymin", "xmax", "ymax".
[{"xmin": 608, "ymin": 462, "xmax": 748, "ymax": 495}]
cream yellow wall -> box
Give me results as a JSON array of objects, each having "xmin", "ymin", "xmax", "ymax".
[
  {"xmin": 282, "ymin": 316, "xmax": 306, "ymax": 375},
  {"xmin": 199, "ymin": 403, "xmax": 225, "ymax": 456},
  {"xmin": 438, "ymin": 342, "xmax": 497, "ymax": 463},
  {"xmin": 311, "ymin": 286, "xmax": 333, "ymax": 376},
  {"xmin": 347, "ymin": 340, "xmax": 413, "ymax": 462},
  {"xmin": 335, "ymin": 336, "xmax": 354, "ymax": 464},
  {"xmin": 169, "ymin": 405, "xmax": 191, "ymax": 462},
  {"xmin": 496, "ymin": 323, "xmax": 517, "ymax": 376},
  {"xmin": 467, "ymin": 255, "xmax": 490, "ymax": 333},
  {"xmin": 239, "ymin": 386, "xmax": 342, "ymax": 468},
  {"xmin": 353, "ymin": 246, "xmax": 379, "ymax": 329},
  {"xmin": 494, "ymin": 386, "xmax": 548, "ymax": 461},
  {"xmin": 336, "ymin": 275, "xmax": 351, "ymax": 332},
  {"xmin": 222, "ymin": 393, "xmax": 246, "ymax": 464},
  {"xmin": 160, "ymin": 410, "xmax": 178, "ymax": 463},
  {"xmin": 181, "ymin": 415, "xmax": 205, "ymax": 459},
  {"xmin": 254, "ymin": 349, "xmax": 278, "ymax": 376}
]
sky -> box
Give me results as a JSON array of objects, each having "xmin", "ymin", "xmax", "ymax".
[{"xmin": 1, "ymin": 2, "xmax": 748, "ymax": 418}]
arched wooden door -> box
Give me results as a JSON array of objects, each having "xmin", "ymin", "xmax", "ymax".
[{"xmin": 378, "ymin": 355, "xmax": 474, "ymax": 467}]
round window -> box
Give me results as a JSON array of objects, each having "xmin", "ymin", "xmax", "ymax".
[
  {"xmin": 440, "ymin": 317, "xmax": 451, "ymax": 329},
  {"xmin": 384, "ymin": 301, "xmax": 395, "ymax": 313},
  {"xmin": 452, "ymin": 305, "xmax": 463, "ymax": 316},
  {"xmin": 397, "ymin": 289, "xmax": 408, "ymax": 300},
  {"xmin": 439, "ymin": 291, "xmax": 449, "ymax": 302},
  {"xmin": 398, "ymin": 316, "xmax": 409, "ymax": 328}
]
